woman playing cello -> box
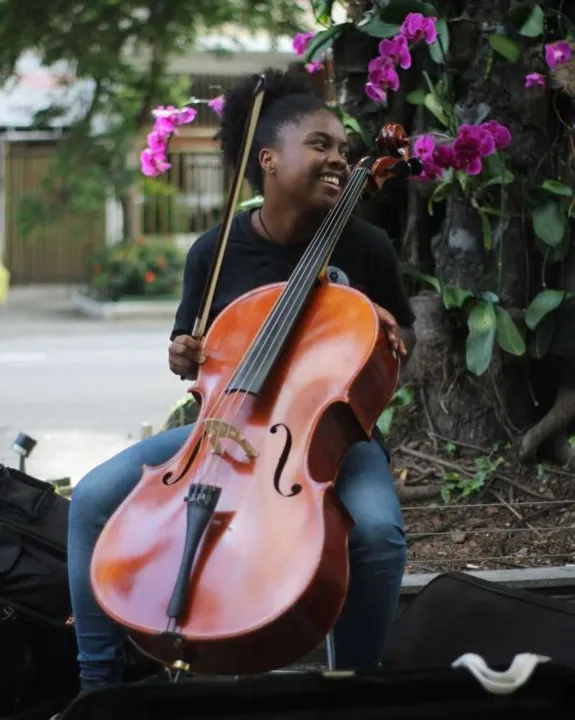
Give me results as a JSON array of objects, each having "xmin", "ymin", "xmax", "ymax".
[{"xmin": 64, "ymin": 67, "xmax": 416, "ymax": 704}]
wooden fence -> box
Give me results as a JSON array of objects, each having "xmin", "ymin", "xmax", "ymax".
[{"xmin": 4, "ymin": 140, "xmax": 106, "ymax": 284}]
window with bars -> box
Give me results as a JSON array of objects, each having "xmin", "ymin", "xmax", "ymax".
[{"xmin": 142, "ymin": 150, "xmax": 228, "ymax": 236}]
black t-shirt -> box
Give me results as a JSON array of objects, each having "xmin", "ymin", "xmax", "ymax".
[{"xmin": 172, "ymin": 210, "xmax": 415, "ymax": 339}]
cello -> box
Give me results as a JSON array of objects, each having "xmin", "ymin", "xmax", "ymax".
[{"xmin": 90, "ymin": 75, "xmax": 422, "ymax": 675}]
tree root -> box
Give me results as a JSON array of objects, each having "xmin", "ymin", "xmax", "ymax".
[
  {"xmin": 396, "ymin": 477, "xmax": 442, "ymax": 502},
  {"xmin": 519, "ymin": 385, "xmax": 575, "ymax": 467}
]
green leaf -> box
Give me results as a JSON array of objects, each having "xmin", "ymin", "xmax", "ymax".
[
  {"xmin": 489, "ymin": 35, "xmax": 521, "ymax": 63},
  {"xmin": 376, "ymin": 407, "xmax": 394, "ymax": 435},
  {"xmin": 358, "ymin": 17, "xmax": 400, "ymax": 38},
  {"xmin": 525, "ymin": 289, "xmax": 566, "ymax": 329},
  {"xmin": 494, "ymin": 306, "xmax": 526, "ymax": 356},
  {"xmin": 532, "ymin": 200, "xmax": 567, "ymax": 247},
  {"xmin": 314, "ymin": 0, "xmax": 335, "ymax": 25},
  {"xmin": 337, "ymin": 109, "xmax": 369, "ymax": 145},
  {"xmin": 482, "ymin": 291, "xmax": 500, "ymax": 304},
  {"xmin": 237, "ymin": 195, "xmax": 263, "ymax": 211},
  {"xmin": 406, "ymin": 88, "xmax": 427, "ymax": 105},
  {"xmin": 304, "ymin": 24, "xmax": 346, "ymax": 62},
  {"xmin": 442, "ymin": 285, "xmax": 474, "ymax": 310},
  {"xmin": 518, "ymin": 4, "xmax": 545, "ymax": 37},
  {"xmin": 380, "ymin": 1, "xmax": 437, "ymax": 24},
  {"xmin": 429, "ymin": 18, "xmax": 449, "ymax": 64},
  {"xmin": 392, "ymin": 385, "xmax": 415, "ymax": 407},
  {"xmin": 427, "ymin": 177, "xmax": 454, "ymax": 214},
  {"xmin": 466, "ymin": 301, "xmax": 496, "ymax": 376},
  {"xmin": 535, "ymin": 235, "xmax": 570, "ymax": 264},
  {"xmin": 484, "ymin": 170, "xmax": 515, "ymax": 187},
  {"xmin": 541, "ymin": 179, "xmax": 573, "ymax": 197},
  {"xmin": 530, "ymin": 313, "xmax": 555, "ymax": 358},
  {"xmin": 401, "ymin": 263, "xmax": 442, "ymax": 293},
  {"xmin": 509, "ymin": 2, "xmax": 541, "ymax": 35},
  {"xmin": 425, "ymin": 92, "xmax": 449, "ymax": 126},
  {"xmin": 458, "ymin": 171, "xmax": 471, "ymax": 194}
]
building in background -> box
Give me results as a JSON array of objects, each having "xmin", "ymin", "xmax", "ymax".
[{"xmin": 0, "ymin": 30, "xmax": 306, "ymax": 284}]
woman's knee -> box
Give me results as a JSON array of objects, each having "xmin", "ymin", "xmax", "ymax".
[
  {"xmin": 70, "ymin": 458, "xmax": 129, "ymax": 530},
  {"xmin": 70, "ymin": 424, "xmax": 193, "ymax": 530},
  {"xmin": 350, "ymin": 512, "xmax": 406, "ymax": 564}
]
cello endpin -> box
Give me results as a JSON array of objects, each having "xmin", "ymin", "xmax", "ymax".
[{"xmin": 172, "ymin": 659, "xmax": 190, "ymax": 672}]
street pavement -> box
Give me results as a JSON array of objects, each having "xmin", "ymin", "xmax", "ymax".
[{"xmin": 1, "ymin": 285, "xmax": 189, "ymax": 485}]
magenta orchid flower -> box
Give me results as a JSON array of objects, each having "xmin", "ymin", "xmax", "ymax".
[
  {"xmin": 365, "ymin": 82, "xmax": 389, "ymax": 104},
  {"xmin": 140, "ymin": 148, "xmax": 171, "ymax": 177},
  {"xmin": 368, "ymin": 57, "xmax": 400, "ymax": 91},
  {"xmin": 292, "ymin": 31, "xmax": 315, "ymax": 56},
  {"xmin": 400, "ymin": 12, "xmax": 438, "ymax": 45},
  {"xmin": 364, "ymin": 59, "xmax": 400, "ymax": 104},
  {"xmin": 545, "ymin": 41, "xmax": 572, "ymax": 71},
  {"xmin": 412, "ymin": 134, "xmax": 445, "ymax": 181},
  {"xmin": 208, "ymin": 95, "xmax": 225, "ymax": 118},
  {"xmin": 305, "ymin": 59, "xmax": 323, "ymax": 73},
  {"xmin": 151, "ymin": 106, "xmax": 197, "ymax": 133},
  {"xmin": 140, "ymin": 105, "xmax": 197, "ymax": 177},
  {"xmin": 378, "ymin": 34, "xmax": 412, "ymax": 70},
  {"xmin": 479, "ymin": 121, "xmax": 511, "ymax": 151},
  {"xmin": 147, "ymin": 130, "xmax": 168, "ymax": 154},
  {"xmin": 525, "ymin": 72, "xmax": 546, "ymax": 89},
  {"xmin": 413, "ymin": 121, "xmax": 512, "ymax": 179},
  {"xmin": 449, "ymin": 125, "xmax": 494, "ymax": 175}
]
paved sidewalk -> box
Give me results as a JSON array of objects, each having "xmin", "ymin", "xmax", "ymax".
[
  {"xmin": 0, "ymin": 284, "xmax": 169, "ymax": 337},
  {"xmin": 1, "ymin": 284, "xmax": 184, "ymax": 486}
]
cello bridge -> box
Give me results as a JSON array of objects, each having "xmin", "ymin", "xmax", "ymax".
[{"xmin": 203, "ymin": 418, "xmax": 258, "ymax": 459}]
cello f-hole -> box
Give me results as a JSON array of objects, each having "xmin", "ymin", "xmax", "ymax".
[
  {"xmin": 270, "ymin": 423, "xmax": 301, "ymax": 498},
  {"xmin": 162, "ymin": 438, "xmax": 202, "ymax": 486}
]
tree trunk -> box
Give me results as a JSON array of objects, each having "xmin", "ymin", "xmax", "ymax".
[
  {"xmin": 332, "ymin": 0, "xmax": 571, "ymax": 450},
  {"xmin": 120, "ymin": 185, "xmax": 142, "ymax": 242}
]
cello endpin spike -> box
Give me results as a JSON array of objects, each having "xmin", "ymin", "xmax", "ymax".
[{"xmin": 172, "ymin": 659, "xmax": 190, "ymax": 672}]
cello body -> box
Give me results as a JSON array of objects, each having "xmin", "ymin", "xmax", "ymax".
[{"xmin": 91, "ymin": 277, "xmax": 400, "ymax": 674}]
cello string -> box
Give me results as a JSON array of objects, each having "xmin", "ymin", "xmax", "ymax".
[
  {"xmin": 184, "ymin": 167, "xmax": 367, "ymax": 496},
  {"xmin": 187, "ymin": 167, "xmax": 368, "ymax": 492},
  {"xmin": 166, "ymin": 167, "xmax": 379, "ymax": 640},
  {"xmin": 203, "ymin": 166, "xmax": 371, "ymax": 490}
]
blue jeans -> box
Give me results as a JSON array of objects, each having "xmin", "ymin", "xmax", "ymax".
[{"xmin": 68, "ymin": 425, "xmax": 406, "ymax": 688}]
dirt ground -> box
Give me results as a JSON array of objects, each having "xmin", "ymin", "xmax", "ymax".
[{"xmin": 386, "ymin": 403, "xmax": 575, "ymax": 574}]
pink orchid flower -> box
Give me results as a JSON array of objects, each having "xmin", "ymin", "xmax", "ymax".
[
  {"xmin": 450, "ymin": 125, "xmax": 494, "ymax": 176},
  {"xmin": 140, "ymin": 104, "xmax": 197, "ymax": 177},
  {"xmin": 140, "ymin": 148, "xmax": 171, "ymax": 177},
  {"xmin": 365, "ymin": 82, "xmax": 388, "ymax": 104},
  {"xmin": 400, "ymin": 12, "xmax": 438, "ymax": 45},
  {"xmin": 412, "ymin": 134, "xmax": 445, "ymax": 181},
  {"xmin": 151, "ymin": 106, "xmax": 197, "ymax": 134},
  {"xmin": 147, "ymin": 130, "xmax": 169, "ymax": 154},
  {"xmin": 525, "ymin": 72, "xmax": 546, "ymax": 89},
  {"xmin": 305, "ymin": 59, "xmax": 323, "ymax": 73},
  {"xmin": 368, "ymin": 57, "xmax": 400, "ymax": 91},
  {"xmin": 378, "ymin": 34, "xmax": 412, "ymax": 70},
  {"xmin": 545, "ymin": 41, "xmax": 572, "ymax": 71},
  {"xmin": 208, "ymin": 95, "xmax": 225, "ymax": 118},
  {"xmin": 292, "ymin": 31, "xmax": 315, "ymax": 56},
  {"xmin": 479, "ymin": 120, "xmax": 512, "ymax": 151}
]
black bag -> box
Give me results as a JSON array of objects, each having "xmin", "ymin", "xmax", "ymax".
[
  {"xmin": 0, "ymin": 463, "xmax": 71, "ymax": 620},
  {"xmin": 383, "ymin": 571, "xmax": 575, "ymax": 671},
  {"xmin": 0, "ymin": 464, "xmax": 79, "ymax": 717},
  {"xmin": 0, "ymin": 465, "xmax": 163, "ymax": 717},
  {"xmin": 0, "ymin": 599, "xmax": 80, "ymax": 718},
  {"xmin": 58, "ymin": 662, "xmax": 575, "ymax": 719}
]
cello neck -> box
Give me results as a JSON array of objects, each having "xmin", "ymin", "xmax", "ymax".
[{"xmin": 226, "ymin": 162, "xmax": 371, "ymax": 396}]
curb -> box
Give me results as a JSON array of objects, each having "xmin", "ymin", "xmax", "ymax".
[{"xmin": 72, "ymin": 292, "xmax": 179, "ymax": 320}]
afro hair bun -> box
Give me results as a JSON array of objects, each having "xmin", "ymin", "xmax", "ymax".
[{"xmin": 217, "ymin": 67, "xmax": 322, "ymax": 172}]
